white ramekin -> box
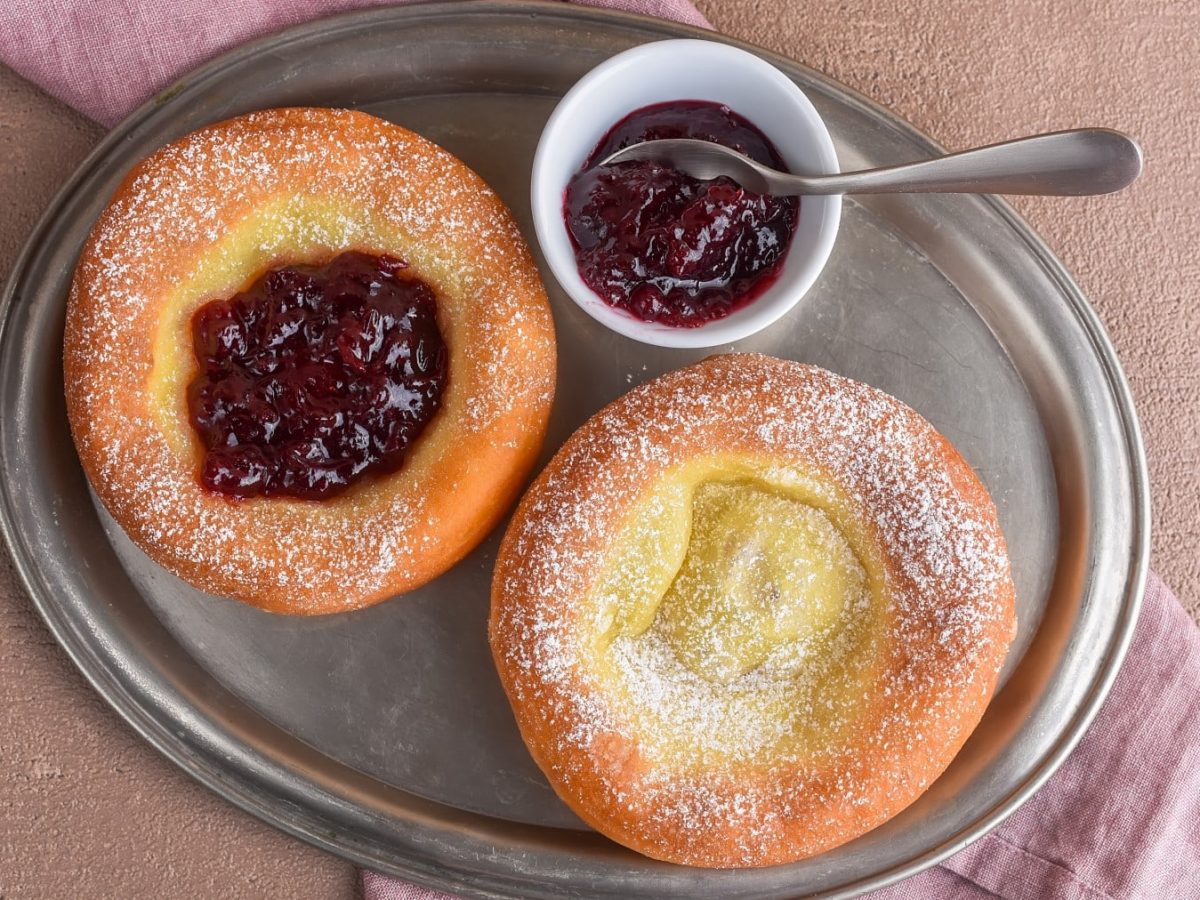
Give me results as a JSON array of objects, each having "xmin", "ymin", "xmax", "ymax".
[{"xmin": 531, "ymin": 39, "xmax": 841, "ymax": 349}]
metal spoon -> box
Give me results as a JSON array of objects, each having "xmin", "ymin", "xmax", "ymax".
[{"xmin": 599, "ymin": 129, "xmax": 1142, "ymax": 196}]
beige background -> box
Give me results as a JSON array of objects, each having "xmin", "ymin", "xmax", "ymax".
[{"xmin": 1, "ymin": 0, "xmax": 1197, "ymax": 896}]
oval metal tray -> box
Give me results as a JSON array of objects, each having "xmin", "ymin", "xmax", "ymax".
[{"xmin": 0, "ymin": 3, "xmax": 1148, "ymax": 897}]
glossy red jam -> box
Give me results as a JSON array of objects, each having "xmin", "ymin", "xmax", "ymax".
[
  {"xmin": 187, "ymin": 251, "xmax": 447, "ymax": 501},
  {"xmin": 564, "ymin": 100, "xmax": 799, "ymax": 327}
]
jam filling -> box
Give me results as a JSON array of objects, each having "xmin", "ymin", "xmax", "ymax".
[
  {"xmin": 187, "ymin": 251, "xmax": 448, "ymax": 501},
  {"xmin": 564, "ymin": 100, "xmax": 799, "ymax": 328}
]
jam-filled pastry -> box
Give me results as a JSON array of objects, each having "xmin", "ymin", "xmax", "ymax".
[
  {"xmin": 490, "ymin": 353, "xmax": 1015, "ymax": 867},
  {"xmin": 65, "ymin": 107, "xmax": 556, "ymax": 614}
]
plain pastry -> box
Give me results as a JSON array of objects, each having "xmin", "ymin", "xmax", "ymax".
[{"xmin": 490, "ymin": 353, "xmax": 1015, "ymax": 867}]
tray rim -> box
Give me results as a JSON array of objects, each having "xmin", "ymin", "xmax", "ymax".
[{"xmin": 0, "ymin": 1, "xmax": 1150, "ymax": 896}]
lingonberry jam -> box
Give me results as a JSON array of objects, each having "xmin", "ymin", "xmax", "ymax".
[
  {"xmin": 564, "ymin": 100, "xmax": 799, "ymax": 327},
  {"xmin": 187, "ymin": 251, "xmax": 447, "ymax": 501}
]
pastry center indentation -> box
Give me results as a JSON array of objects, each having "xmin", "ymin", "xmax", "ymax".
[{"xmin": 658, "ymin": 480, "xmax": 868, "ymax": 684}]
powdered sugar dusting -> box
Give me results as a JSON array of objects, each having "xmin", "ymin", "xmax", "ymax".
[
  {"xmin": 64, "ymin": 108, "xmax": 555, "ymax": 611},
  {"xmin": 491, "ymin": 354, "xmax": 1015, "ymax": 865}
]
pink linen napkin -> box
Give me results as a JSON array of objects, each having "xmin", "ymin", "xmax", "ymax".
[
  {"xmin": 0, "ymin": 0, "xmax": 709, "ymax": 127},
  {"xmin": 365, "ymin": 576, "xmax": 1200, "ymax": 899},
  {"xmin": 375, "ymin": 577, "xmax": 1200, "ymax": 899},
  {"xmin": 2, "ymin": 2, "xmax": 1196, "ymax": 897}
]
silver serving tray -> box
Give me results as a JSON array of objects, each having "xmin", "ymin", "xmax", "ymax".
[{"xmin": 0, "ymin": 3, "xmax": 1148, "ymax": 897}]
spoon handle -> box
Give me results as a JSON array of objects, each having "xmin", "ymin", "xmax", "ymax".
[{"xmin": 796, "ymin": 129, "xmax": 1143, "ymax": 196}]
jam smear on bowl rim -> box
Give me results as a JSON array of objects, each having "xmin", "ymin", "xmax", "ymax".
[
  {"xmin": 564, "ymin": 100, "xmax": 799, "ymax": 328},
  {"xmin": 187, "ymin": 250, "xmax": 448, "ymax": 501}
]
